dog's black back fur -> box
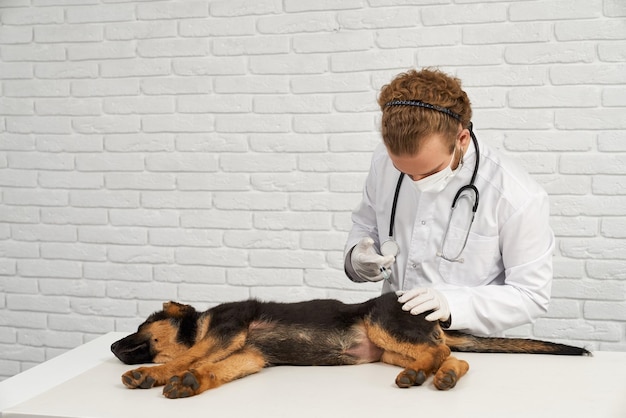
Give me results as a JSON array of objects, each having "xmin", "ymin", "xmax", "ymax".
[
  {"xmin": 205, "ymin": 293, "xmax": 437, "ymax": 342},
  {"xmin": 192, "ymin": 293, "xmax": 439, "ymax": 366}
]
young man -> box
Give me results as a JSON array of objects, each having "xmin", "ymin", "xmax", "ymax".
[{"xmin": 344, "ymin": 68, "xmax": 554, "ymax": 336}]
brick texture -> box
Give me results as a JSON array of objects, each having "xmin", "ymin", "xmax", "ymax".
[{"xmin": 1, "ymin": 0, "xmax": 625, "ymax": 380}]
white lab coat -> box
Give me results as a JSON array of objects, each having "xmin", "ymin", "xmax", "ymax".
[{"xmin": 345, "ymin": 139, "xmax": 555, "ymax": 336}]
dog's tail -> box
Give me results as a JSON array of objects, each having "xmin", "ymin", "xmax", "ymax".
[{"xmin": 444, "ymin": 331, "xmax": 591, "ymax": 356}]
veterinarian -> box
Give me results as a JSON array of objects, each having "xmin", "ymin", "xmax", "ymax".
[{"xmin": 344, "ymin": 68, "xmax": 554, "ymax": 337}]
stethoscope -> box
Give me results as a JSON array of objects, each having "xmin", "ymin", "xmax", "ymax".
[{"xmin": 380, "ymin": 124, "xmax": 480, "ymax": 276}]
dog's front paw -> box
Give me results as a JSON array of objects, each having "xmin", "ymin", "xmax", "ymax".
[
  {"xmin": 122, "ymin": 367, "xmax": 158, "ymax": 389},
  {"xmin": 163, "ymin": 371, "xmax": 201, "ymax": 399}
]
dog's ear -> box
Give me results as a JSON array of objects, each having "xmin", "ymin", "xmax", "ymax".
[{"xmin": 162, "ymin": 301, "xmax": 196, "ymax": 318}]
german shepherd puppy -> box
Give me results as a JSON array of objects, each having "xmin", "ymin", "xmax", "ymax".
[{"xmin": 111, "ymin": 293, "xmax": 590, "ymax": 399}]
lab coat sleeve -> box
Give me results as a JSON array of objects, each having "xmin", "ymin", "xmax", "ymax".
[
  {"xmin": 440, "ymin": 191, "xmax": 555, "ymax": 336},
  {"xmin": 344, "ymin": 246, "xmax": 369, "ymax": 283}
]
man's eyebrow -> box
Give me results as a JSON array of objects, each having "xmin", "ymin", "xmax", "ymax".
[{"xmin": 421, "ymin": 161, "xmax": 446, "ymax": 176}]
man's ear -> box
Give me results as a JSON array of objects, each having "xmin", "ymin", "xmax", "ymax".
[{"xmin": 458, "ymin": 126, "xmax": 471, "ymax": 150}]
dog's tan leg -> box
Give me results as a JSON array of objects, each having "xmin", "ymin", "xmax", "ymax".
[
  {"xmin": 380, "ymin": 351, "xmax": 426, "ymax": 387},
  {"xmin": 381, "ymin": 346, "xmax": 452, "ymax": 388},
  {"xmin": 122, "ymin": 332, "xmax": 247, "ymax": 389},
  {"xmin": 433, "ymin": 355, "xmax": 469, "ymax": 390},
  {"xmin": 365, "ymin": 321, "xmax": 451, "ymax": 388},
  {"xmin": 162, "ymin": 347, "xmax": 267, "ymax": 399}
]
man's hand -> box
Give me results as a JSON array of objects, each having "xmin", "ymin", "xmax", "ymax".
[
  {"xmin": 397, "ymin": 288, "xmax": 450, "ymax": 322},
  {"xmin": 350, "ymin": 237, "xmax": 395, "ymax": 282}
]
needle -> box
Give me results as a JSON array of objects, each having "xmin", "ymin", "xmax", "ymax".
[{"xmin": 379, "ymin": 266, "xmax": 391, "ymax": 283}]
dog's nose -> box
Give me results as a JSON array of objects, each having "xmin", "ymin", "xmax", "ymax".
[{"xmin": 111, "ymin": 341, "xmax": 119, "ymax": 353}]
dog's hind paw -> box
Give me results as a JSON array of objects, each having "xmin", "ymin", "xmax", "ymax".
[
  {"xmin": 395, "ymin": 369, "xmax": 426, "ymax": 388},
  {"xmin": 122, "ymin": 368, "xmax": 157, "ymax": 389},
  {"xmin": 434, "ymin": 369, "xmax": 457, "ymax": 390},
  {"xmin": 163, "ymin": 371, "xmax": 201, "ymax": 399}
]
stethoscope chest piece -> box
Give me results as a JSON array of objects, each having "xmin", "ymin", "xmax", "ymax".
[{"xmin": 381, "ymin": 239, "xmax": 400, "ymax": 257}]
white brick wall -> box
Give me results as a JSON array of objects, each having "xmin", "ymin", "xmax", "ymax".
[{"xmin": 1, "ymin": 0, "xmax": 625, "ymax": 380}]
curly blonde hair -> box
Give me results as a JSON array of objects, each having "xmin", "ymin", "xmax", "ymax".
[{"xmin": 378, "ymin": 68, "xmax": 472, "ymax": 156}]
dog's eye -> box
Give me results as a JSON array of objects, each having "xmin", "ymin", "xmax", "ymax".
[{"xmin": 153, "ymin": 338, "xmax": 159, "ymax": 343}]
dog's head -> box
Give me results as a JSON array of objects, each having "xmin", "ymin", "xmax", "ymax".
[{"xmin": 111, "ymin": 301, "xmax": 199, "ymax": 365}]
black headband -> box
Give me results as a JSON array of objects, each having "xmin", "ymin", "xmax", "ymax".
[{"xmin": 385, "ymin": 100, "xmax": 462, "ymax": 122}]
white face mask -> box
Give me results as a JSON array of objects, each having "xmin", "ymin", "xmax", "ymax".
[{"xmin": 413, "ymin": 148, "xmax": 459, "ymax": 193}]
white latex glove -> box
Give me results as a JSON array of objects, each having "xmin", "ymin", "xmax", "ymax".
[
  {"xmin": 350, "ymin": 237, "xmax": 395, "ymax": 282},
  {"xmin": 396, "ymin": 288, "xmax": 451, "ymax": 322}
]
